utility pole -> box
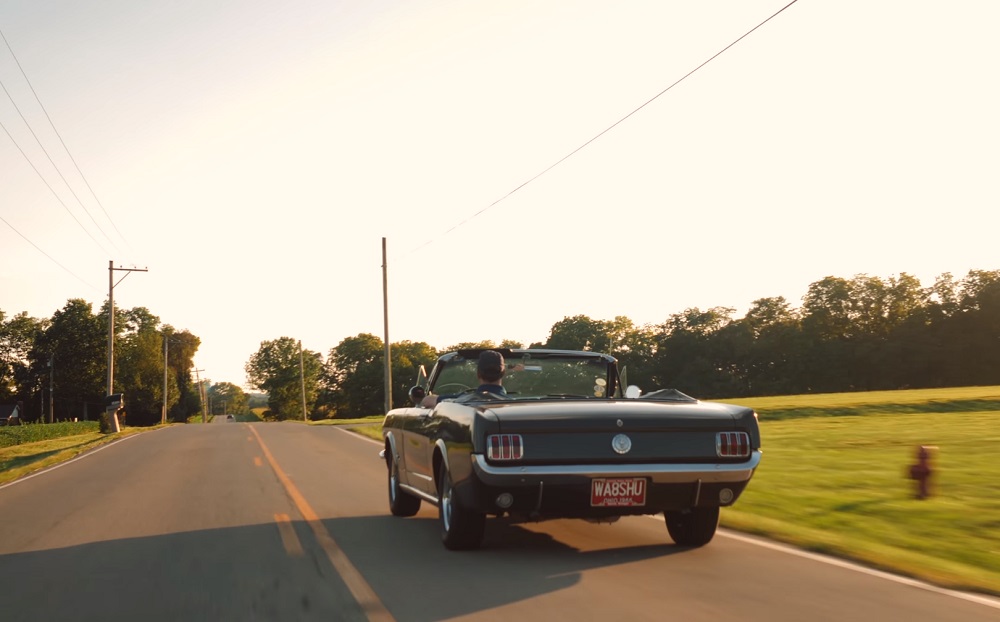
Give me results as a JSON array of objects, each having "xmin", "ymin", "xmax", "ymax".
[
  {"xmin": 161, "ymin": 332, "xmax": 170, "ymax": 425},
  {"xmin": 382, "ymin": 238, "xmax": 392, "ymax": 413},
  {"xmin": 107, "ymin": 260, "xmax": 148, "ymax": 433},
  {"xmin": 48, "ymin": 354, "xmax": 54, "ymax": 423},
  {"xmin": 194, "ymin": 369, "xmax": 205, "ymax": 423},
  {"xmin": 299, "ymin": 340, "xmax": 307, "ymax": 421}
]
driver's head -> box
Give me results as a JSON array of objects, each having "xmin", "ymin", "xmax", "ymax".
[{"xmin": 477, "ymin": 350, "xmax": 505, "ymax": 383}]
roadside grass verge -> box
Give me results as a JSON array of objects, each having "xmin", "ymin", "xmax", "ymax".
[
  {"xmin": 0, "ymin": 427, "xmax": 151, "ymax": 486},
  {"xmin": 718, "ymin": 391, "xmax": 1000, "ymax": 596},
  {"xmin": 310, "ymin": 416, "xmax": 383, "ymax": 442}
]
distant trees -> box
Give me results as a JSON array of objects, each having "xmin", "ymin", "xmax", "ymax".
[
  {"xmin": 644, "ymin": 270, "xmax": 1000, "ymax": 398},
  {"xmin": 320, "ymin": 334, "xmax": 437, "ymax": 418},
  {"xmin": 208, "ymin": 382, "xmax": 248, "ymax": 417},
  {"xmin": 0, "ymin": 300, "xmax": 204, "ymax": 424},
  {"xmin": 245, "ymin": 337, "xmax": 322, "ymax": 420},
  {"xmin": 7, "ymin": 268, "xmax": 999, "ymax": 423}
]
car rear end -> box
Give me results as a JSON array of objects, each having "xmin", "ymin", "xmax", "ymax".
[{"xmin": 463, "ymin": 399, "xmax": 761, "ymax": 521}]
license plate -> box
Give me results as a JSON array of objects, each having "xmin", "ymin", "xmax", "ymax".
[{"xmin": 590, "ymin": 477, "xmax": 647, "ymax": 507}]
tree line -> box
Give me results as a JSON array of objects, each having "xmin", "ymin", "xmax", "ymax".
[
  {"xmin": 0, "ymin": 299, "xmax": 247, "ymax": 425},
  {"xmin": 4, "ymin": 269, "xmax": 998, "ymax": 424},
  {"xmin": 245, "ymin": 269, "xmax": 1000, "ymax": 420}
]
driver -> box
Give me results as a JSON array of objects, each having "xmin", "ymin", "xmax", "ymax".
[{"xmin": 421, "ymin": 350, "xmax": 509, "ymax": 407}]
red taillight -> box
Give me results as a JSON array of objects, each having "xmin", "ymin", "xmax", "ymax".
[
  {"xmin": 487, "ymin": 434, "xmax": 524, "ymax": 460},
  {"xmin": 716, "ymin": 432, "xmax": 750, "ymax": 458}
]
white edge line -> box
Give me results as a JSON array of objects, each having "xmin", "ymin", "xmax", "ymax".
[
  {"xmin": 339, "ymin": 427, "xmax": 1000, "ymax": 609},
  {"xmin": 642, "ymin": 515, "xmax": 1000, "ymax": 609},
  {"xmin": 0, "ymin": 432, "xmax": 145, "ymax": 491},
  {"xmin": 332, "ymin": 424, "xmax": 383, "ymax": 445}
]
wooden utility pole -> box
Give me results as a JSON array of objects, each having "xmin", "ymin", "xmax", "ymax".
[
  {"xmin": 107, "ymin": 260, "xmax": 147, "ymax": 433},
  {"xmin": 48, "ymin": 354, "xmax": 54, "ymax": 423},
  {"xmin": 299, "ymin": 340, "xmax": 307, "ymax": 421},
  {"xmin": 194, "ymin": 369, "xmax": 205, "ymax": 423},
  {"xmin": 382, "ymin": 238, "xmax": 392, "ymax": 413},
  {"xmin": 162, "ymin": 332, "xmax": 169, "ymax": 425}
]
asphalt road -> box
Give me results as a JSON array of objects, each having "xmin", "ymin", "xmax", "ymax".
[{"xmin": 0, "ymin": 422, "xmax": 997, "ymax": 621}]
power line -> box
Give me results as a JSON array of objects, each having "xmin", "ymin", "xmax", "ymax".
[
  {"xmin": 0, "ymin": 75, "xmax": 121, "ymax": 254},
  {"xmin": 399, "ymin": 0, "xmax": 801, "ymax": 258},
  {"xmin": 0, "ymin": 117, "xmax": 114, "ymax": 256},
  {"xmin": 0, "ymin": 27, "xmax": 133, "ymax": 255},
  {"xmin": 0, "ymin": 32, "xmax": 120, "ymax": 250},
  {"xmin": 0, "ymin": 213, "xmax": 102, "ymax": 292}
]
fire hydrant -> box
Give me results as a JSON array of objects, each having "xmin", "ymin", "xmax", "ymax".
[{"xmin": 907, "ymin": 445, "xmax": 935, "ymax": 500}]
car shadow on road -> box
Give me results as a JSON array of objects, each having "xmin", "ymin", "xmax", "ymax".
[
  {"xmin": 0, "ymin": 514, "xmax": 689, "ymax": 622},
  {"xmin": 323, "ymin": 514, "xmax": 687, "ymax": 622},
  {"xmin": 0, "ymin": 522, "xmax": 370, "ymax": 622}
]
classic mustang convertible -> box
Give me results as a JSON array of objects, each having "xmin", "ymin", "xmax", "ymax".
[{"xmin": 380, "ymin": 349, "xmax": 761, "ymax": 550}]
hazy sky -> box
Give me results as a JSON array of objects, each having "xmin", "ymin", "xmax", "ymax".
[{"xmin": 2, "ymin": 1, "xmax": 998, "ymax": 388}]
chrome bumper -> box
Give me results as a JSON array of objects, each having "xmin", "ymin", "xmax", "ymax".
[{"xmin": 471, "ymin": 450, "xmax": 761, "ymax": 485}]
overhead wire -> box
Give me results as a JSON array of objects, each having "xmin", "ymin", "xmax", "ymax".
[
  {"xmin": 0, "ymin": 27, "xmax": 132, "ymax": 255},
  {"xmin": 0, "ymin": 116, "xmax": 114, "ymax": 257},
  {"xmin": 398, "ymin": 0, "xmax": 801, "ymax": 259},
  {"xmin": 0, "ymin": 213, "xmax": 102, "ymax": 292},
  {"xmin": 0, "ymin": 39, "xmax": 121, "ymax": 256}
]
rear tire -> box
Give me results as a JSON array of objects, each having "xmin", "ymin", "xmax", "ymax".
[
  {"xmin": 387, "ymin": 451, "xmax": 421, "ymax": 517},
  {"xmin": 437, "ymin": 463, "xmax": 485, "ymax": 550},
  {"xmin": 665, "ymin": 507, "xmax": 719, "ymax": 547}
]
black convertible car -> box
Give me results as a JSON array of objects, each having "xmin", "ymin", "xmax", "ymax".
[{"xmin": 380, "ymin": 349, "xmax": 761, "ymax": 550}]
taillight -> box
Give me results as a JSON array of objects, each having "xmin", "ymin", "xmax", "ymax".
[
  {"xmin": 487, "ymin": 434, "xmax": 524, "ymax": 460},
  {"xmin": 716, "ymin": 432, "xmax": 750, "ymax": 458}
]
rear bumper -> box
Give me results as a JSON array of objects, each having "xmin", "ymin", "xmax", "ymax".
[
  {"xmin": 459, "ymin": 451, "xmax": 761, "ymax": 517},
  {"xmin": 472, "ymin": 450, "xmax": 761, "ymax": 485}
]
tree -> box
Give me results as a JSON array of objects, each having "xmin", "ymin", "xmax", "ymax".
[
  {"xmin": 165, "ymin": 329, "xmax": 201, "ymax": 422},
  {"xmin": 116, "ymin": 316, "xmax": 166, "ymax": 426},
  {"xmin": 543, "ymin": 315, "xmax": 611, "ymax": 352},
  {"xmin": 388, "ymin": 340, "xmax": 439, "ymax": 409},
  {"xmin": 209, "ymin": 382, "xmax": 248, "ymax": 416},
  {"xmin": 322, "ymin": 333, "xmax": 385, "ymax": 418},
  {"xmin": 246, "ymin": 337, "xmax": 322, "ymax": 420},
  {"xmin": 651, "ymin": 307, "xmax": 737, "ymax": 397},
  {"xmin": 31, "ymin": 299, "xmax": 105, "ymax": 421},
  {"xmin": 740, "ymin": 297, "xmax": 803, "ymax": 395},
  {"xmin": 0, "ymin": 311, "xmax": 46, "ymax": 405}
]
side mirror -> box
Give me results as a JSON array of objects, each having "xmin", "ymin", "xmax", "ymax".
[
  {"xmin": 408, "ymin": 385, "xmax": 426, "ymax": 405},
  {"xmin": 625, "ymin": 385, "xmax": 642, "ymax": 399}
]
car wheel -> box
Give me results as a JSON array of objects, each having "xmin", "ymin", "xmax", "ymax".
[
  {"xmin": 437, "ymin": 463, "xmax": 485, "ymax": 550},
  {"xmin": 387, "ymin": 451, "xmax": 421, "ymax": 517},
  {"xmin": 664, "ymin": 507, "xmax": 719, "ymax": 547}
]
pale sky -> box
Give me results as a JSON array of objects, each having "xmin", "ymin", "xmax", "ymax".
[{"xmin": 2, "ymin": 1, "xmax": 998, "ymax": 388}]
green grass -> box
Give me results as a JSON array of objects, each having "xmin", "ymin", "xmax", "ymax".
[
  {"xmin": 310, "ymin": 416, "xmax": 383, "ymax": 442},
  {"xmin": 0, "ymin": 421, "xmax": 101, "ymax": 448},
  {"xmin": 719, "ymin": 388, "xmax": 1000, "ymax": 595}
]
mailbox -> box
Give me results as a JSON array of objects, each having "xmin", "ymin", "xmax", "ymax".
[{"xmin": 105, "ymin": 393, "xmax": 125, "ymax": 411}]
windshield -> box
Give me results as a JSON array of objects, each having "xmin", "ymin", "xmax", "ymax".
[{"xmin": 432, "ymin": 353, "xmax": 615, "ymax": 399}]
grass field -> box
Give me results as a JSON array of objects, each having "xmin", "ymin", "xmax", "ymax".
[{"xmin": 719, "ymin": 386, "xmax": 1000, "ymax": 595}]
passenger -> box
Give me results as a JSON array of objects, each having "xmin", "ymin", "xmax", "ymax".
[{"xmin": 421, "ymin": 350, "xmax": 509, "ymax": 407}]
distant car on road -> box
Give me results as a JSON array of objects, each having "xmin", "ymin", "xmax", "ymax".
[
  {"xmin": 380, "ymin": 349, "xmax": 762, "ymax": 550},
  {"xmin": 226, "ymin": 414, "xmax": 235, "ymax": 421}
]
